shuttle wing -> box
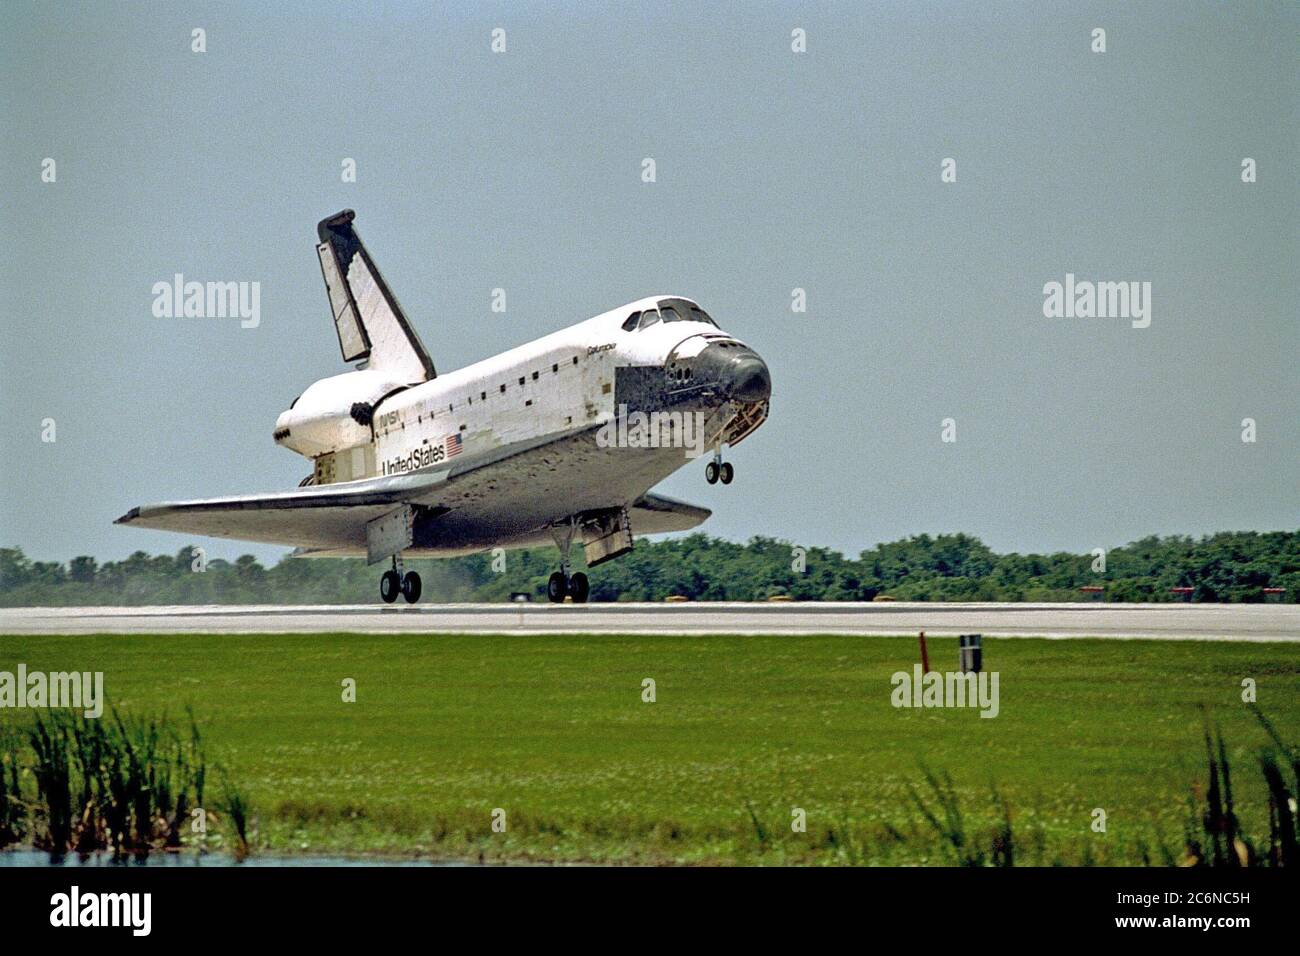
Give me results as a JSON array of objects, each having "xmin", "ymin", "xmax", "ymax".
[
  {"xmin": 116, "ymin": 431, "xmax": 710, "ymax": 554},
  {"xmin": 627, "ymin": 492, "xmax": 711, "ymax": 534},
  {"xmin": 115, "ymin": 471, "xmax": 448, "ymax": 551}
]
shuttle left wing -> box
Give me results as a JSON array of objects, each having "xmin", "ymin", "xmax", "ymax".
[
  {"xmin": 114, "ymin": 470, "xmax": 448, "ymax": 552},
  {"xmin": 116, "ymin": 428, "xmax": 711, "ymax": 557}
]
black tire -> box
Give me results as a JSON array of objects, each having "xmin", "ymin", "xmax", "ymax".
[
  {"xmin": 401, "ymin": 571, "xmax": 422, "ymax": 604},
  {"xmin": 719, "ymin": 461, "xmax": 734, "ymax": 484},
  {"xmin": 569, "ymin": 572, "xmax": 589, "ymax": 604},
  {"xmin": 380, "ymin": 570, "xmax": 400, "ymax": 603},
  {"xmin": 547, "ymin": 571, "xmax": 568, "ymax": 603},
  {"xmin": 705, "ymin": 461, "xmax": 719, "ymax": 484}
]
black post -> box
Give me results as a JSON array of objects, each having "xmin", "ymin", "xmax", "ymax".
[{"xmin": 959, "ymin": 634, "xmax": 983, "ymax": 674}]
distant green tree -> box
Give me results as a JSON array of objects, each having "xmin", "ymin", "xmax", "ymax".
[
  {"xmin": 1, "ymin": 529, "xmax": 1296, "ymax": 606},
  {"xmin": 68, "ymin": 556, "xmax": 97, "ymax": 584}
]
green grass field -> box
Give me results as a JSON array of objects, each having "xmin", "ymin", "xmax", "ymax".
[{"xmin": 2, "ymin": 633, "xmax": 1297, "ymax": 865}]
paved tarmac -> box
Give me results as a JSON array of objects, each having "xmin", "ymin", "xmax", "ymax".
[{"xmin": 1, "ymin": 602, "xmax": 1296, "ymax": 641}]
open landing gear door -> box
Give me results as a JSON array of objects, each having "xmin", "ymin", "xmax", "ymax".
[
  {"xmin": 582, "ymin": 507, "xmax": 633, "ymax": 567},
  {"xmin": 366, "ymin": 505, "xmax": 415, "ymax": 565}
]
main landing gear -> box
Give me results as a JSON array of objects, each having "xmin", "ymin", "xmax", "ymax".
[
  {"xmin": 379, "ymin": 555, "xmax": 421, "ymax": 604},
  {"xmin": 548, "ymin": 518, "xmax": 590, "ymax": 604},
  {"xmin": 705, "ymin": 449, "xmax": 734, "ymax": 485},
  {"xmin": 547, "ymin": 570, "xmax": 589, "ymax": 604}
]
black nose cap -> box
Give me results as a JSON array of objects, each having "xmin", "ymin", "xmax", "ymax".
[{"xmin": 729, "ymin": 356, "xmax": 771, "ymax": 403}]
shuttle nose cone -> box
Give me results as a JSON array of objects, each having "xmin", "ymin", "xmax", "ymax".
[{"xmin": 729, "ymin": 356, "xmax": 771, "ymax": 403}]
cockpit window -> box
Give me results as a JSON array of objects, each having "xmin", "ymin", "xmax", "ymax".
[
  {"xmin": 660, "ymin": 298, "xmax": 717, "ymax": 327},
  {"xmin": 628, "ymin": 299, "xmax": 719, "ymax": 331}
]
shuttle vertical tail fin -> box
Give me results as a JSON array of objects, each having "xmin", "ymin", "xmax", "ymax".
[{"xmin": 316, "ymin": 209, "xmax": 435, "ymax": 383}]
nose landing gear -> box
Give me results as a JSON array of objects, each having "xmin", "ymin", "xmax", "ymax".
[
  {"xmin": 705, "ymin": 451, "xmax": 734, "ymax": 485},
  {"xmin": 380, "ymin": 555, "xmax": 421, "ymax": 604}
]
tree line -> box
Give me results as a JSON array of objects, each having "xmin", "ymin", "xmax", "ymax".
[{"xmin": 1, "ymin": 530, "xmax": 1295, "ymax": 605}]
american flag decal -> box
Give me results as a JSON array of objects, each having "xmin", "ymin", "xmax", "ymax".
[{"xmin": 445, "ymin": 433, "xmax": 463, "ymax": 457}]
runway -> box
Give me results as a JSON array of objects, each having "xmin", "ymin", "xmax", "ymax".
[{"xmin": 1, "ymin": 602, "xmax": 1296, "ymax": 641}]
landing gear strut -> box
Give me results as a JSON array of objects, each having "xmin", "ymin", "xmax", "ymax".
[
  {"xmin": 547, "ymin": 519, "xmax": 590, "ymax": 604},
  {"xmin": 705, "ymin": 449, "xmax": 734, "ymax": 485},
  {"xmin": 380, "ymin": 555, "xmax": 421, "ymax": 604}
]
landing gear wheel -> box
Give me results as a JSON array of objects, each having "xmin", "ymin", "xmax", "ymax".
[
  {"xmin": 719, "ymin": 462, "xmax": 734, "ymax": 485},
  {"xmin": 705, "ymin": 461, "xmax": 719, "ymax": 484},
  {"xmin": 547, "ymin": 571, "xmax": 568, "ymax": 603},
  {"xmin": 380, "ymin": 570, "xmax": 401, "ymax": 604},
  {"xmin": 401, "ymin": 571, "xmax": 422, "ymax": 604},
  {"xmin": 569, "ymin": 572, "xmax": 590, "ymax": 604}
]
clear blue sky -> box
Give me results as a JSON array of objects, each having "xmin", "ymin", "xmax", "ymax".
[{"xmin": 2, "ymin": 1, "xmax": 1296, "ymax": 565}]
